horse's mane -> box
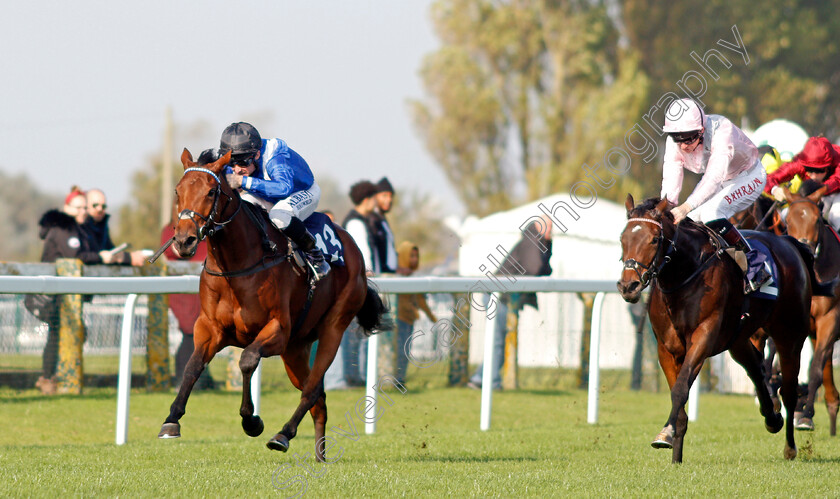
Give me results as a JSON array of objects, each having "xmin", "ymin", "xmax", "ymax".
[
  {"xmin": 799, "ymin": 179, "xmax": 824, "ymax": 197},
  {"xmin": 197, "ymin": 148, "xmax": 221, "ymax": 166},
  {"xmin": 629, "ymin": 197, "xmax": 675, "ymax": 224}
]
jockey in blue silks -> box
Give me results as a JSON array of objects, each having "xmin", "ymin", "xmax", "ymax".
[{"xmin": 221, "ymin": 122, "xmax": 330, "ymax": 280}]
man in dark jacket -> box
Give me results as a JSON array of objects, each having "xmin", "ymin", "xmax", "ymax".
[
  {"xmin": 80, "ymin": 189, "xmax": 145, "ymax": 266},
  {"xmin": 468, "ymin": 215, "xmax": 553, "ymax": 390},
  {"xmin": 368, "ymin": 177, "xmax": 398, "ymax": 274}
]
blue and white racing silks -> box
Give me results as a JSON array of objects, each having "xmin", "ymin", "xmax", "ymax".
[{"xmin": 228, "ymin": 138, "xmax": 315, "ymax": 203}]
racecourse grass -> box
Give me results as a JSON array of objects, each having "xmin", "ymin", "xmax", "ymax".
[{"xmin": 2, "ymin": 359, "xmax": 840, "ymax": 497}]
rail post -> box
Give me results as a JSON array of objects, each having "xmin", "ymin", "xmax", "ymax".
[
  {"xmin": 145, "ymin": 262, "xmax": 170, "ymax": 391},
  {"xmin": 56, "ymin": 258, "xmax": 84, "ymax": 394}
]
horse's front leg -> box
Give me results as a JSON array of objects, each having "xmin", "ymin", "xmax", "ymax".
[
  {"xmin": 653, "ymin": 338, "xmax": 709, "ymax": 463},
  {"xmin": 795, "ymin": 314, "xmax": 840, "ymax": 431},
  {"xmin": 239, "ymin": 319, "xmax": 285, "ymax": 438},
  {"xmin": 823, "ymin": 343, "xmax": 840, "ymax": 436},
  {"xmin": 159, "ymin": 318, "xmax": 223, "ymax": 438}
]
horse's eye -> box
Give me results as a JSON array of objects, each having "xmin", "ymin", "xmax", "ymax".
[{"xmin": 207, "ymin": 189, "xmax": 215, "ymax": 198}]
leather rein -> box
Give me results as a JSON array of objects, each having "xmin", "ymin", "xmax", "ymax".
[
  {"xmin": 164, "ymin": 167, "xmax": 290, "ymax": 278},
  {"xmin": 622, "ymin": 217, "xmax": 722, "ymax": 294}
]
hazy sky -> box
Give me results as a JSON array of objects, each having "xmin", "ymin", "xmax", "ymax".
[{"xmin": 0, "ymin": 1, "xmax": 464, "ymax": 213}]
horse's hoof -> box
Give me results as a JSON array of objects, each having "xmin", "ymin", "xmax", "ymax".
[
  {"xmin": 242, "ymin": 415, "xmax": 264, "ymax": 437},
  {"xmin": 651, "ymin": 428, "xmax": 674, "ymax": 449},
  {"xmin": 765, "ymin": 413, "xmax": 784, "ymax": 434},
  {"xmin": 784, "ymin": 445, "xmax": 797, "ymax": 460},
  {"xmin": 266, "ymin": 434, "xmax": 290, "ymax": 452},
  {"xmin": 158, "ymin": 422, "xmax": 181, "ymax": 439},
  {"xmin": 795, "ymin": 417, "xmax": 815, "ymax": 431}
]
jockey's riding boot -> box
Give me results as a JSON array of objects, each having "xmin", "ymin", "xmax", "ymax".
[
  {"xmin": 707, "ymin": 218, "xmax": 771, "ymax": 293},
  {"xmin": 282, "ymin": 217, "xmax": 330, "ymax": 281}
]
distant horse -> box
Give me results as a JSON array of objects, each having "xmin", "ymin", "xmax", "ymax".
[
  {"xmin": 781, "ymin": 183, "xmax": 840, "ymax": 434},
  {"xmin": 157, "ymin": 149, "xmax": 387, "ymax": 458},
  {"xmin": 731, "ymin": 195, "xmax": 785, "ymax": 234},
  {"xmin": 617, "ymin": 195, "xmax": 815, "ymax": 463}
]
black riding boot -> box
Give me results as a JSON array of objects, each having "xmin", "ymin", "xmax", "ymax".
[
  {"xmin": 706, "ymin": 218, "xmax": 771, "ymax": 293},
  {"xmin": 283, "ymin": 217, "xmax": 330, "ymax": 281}
]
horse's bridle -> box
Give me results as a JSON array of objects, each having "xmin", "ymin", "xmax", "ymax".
[
  {"xmin": 179, "ymin": 167, "xmax": 242, "ymax": 241},
  {"xmin": 787, "ymin": 198, "xmax": 824, "ymax": 257},
  {"xmin": 622, "ymin": 217, "xmax": 674, "ymax": 289}
]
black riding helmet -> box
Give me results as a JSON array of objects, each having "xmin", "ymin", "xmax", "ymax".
[{"xmin": 220, "ymin": 122, "xmax": 262, "ymax": 156}]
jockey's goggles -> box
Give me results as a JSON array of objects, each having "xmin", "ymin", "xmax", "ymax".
[
  {"xmin": 229, "ymin": 154, "xmax": 256, "ymax": 168},
  {"xmin": 668, "ymin": 130, "xmax": 702, "ymax": 144}
]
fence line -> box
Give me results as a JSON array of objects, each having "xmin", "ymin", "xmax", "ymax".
[{"xmin": 0, "ymin": 274, "xmax": 618, "ymax": 444}]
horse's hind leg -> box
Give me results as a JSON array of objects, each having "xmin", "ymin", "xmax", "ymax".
[
  {"xmin": 268, "ymin": 317, "xmax": 346, "ymax": 454},
  {"xmin": 278, "ymin": 342, "xmax": 329, "ymax": 461},
  {"xmin": 728, "ymin": 338, "xmax": 783, "ymax": 434},
  {"xmin": 159, "ymin": 320, "xmax": 223, "ymax": 438}
]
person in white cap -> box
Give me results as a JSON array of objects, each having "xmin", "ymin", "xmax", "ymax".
[{"xmin": 660, "ymin": 98, "xmax": 770, "ymax": 293}]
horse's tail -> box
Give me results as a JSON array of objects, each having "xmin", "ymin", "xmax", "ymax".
[
  {"xmin": 356, "ymin": 284, "xmax": 392, "ymax": 335},
  {"xmin": 785, "ymin": 235, "xmax": 838, "ymax": 297}
]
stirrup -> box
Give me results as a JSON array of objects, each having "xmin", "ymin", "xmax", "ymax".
[
  {"xmin": 745, "ymin": 267, "xmax": 771, "ymax": 294},
  {"xmin": 306, "ymin": 251, "xmax": 330, "ymax": 281}
]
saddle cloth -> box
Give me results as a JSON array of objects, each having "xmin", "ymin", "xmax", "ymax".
[{"xmin": 304, "ymin": 212, "xmax": 345, "ymax": 266}]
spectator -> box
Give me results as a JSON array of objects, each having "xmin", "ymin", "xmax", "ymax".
[
  {"xmin": 343, "ymin": 181, "xmax": 380, "ymax": 275},
  {"xmin": 33, "ymin": 187, "xmax": 115, "ymax": 394},
  {"xmin": 395, "ymin": 241, "xmax": 437, "ymax": 384},
  {"xmin": 81, "ymin": 188, "xmax": 147, "ymax": 266},
  {"xmin": 369, "ymin": 177, "xmax": 398, "ymax": 274},
  {"xmin": 323, "ymin": 181, "xmax": 380, "ymax": 389},
  {"xmin": 468, "ymin": 216, "xmax": 553, "ymax": 390}
]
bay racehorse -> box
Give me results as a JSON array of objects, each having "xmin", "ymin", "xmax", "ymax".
[
  {"xmin": 157, "ymin": 149, "xmax": 387, "ymax": 458},
  {"xmin": 617, "ymin": 195, "xmax": 817, "ymax": 463},
  {"xmin": 730, "ymin": 194, "xmax": 785, "ymax": 234},
  {"xmin": 781, "ymin": 183, "xmax": 840, "ymax": 434}
]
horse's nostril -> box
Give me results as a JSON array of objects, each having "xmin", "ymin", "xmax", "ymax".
[
  {"xmin": 627, "ymin": 281, "xmax": 640, "ymax": 293},
  {"xmin": 184, "ymin": 236, "xmax": 197, "ymax": 247}
]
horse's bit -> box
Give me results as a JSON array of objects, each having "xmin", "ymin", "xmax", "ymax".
[{"xmin": 622, "ymin": 217, "xmax": 671, "ymax": 288}]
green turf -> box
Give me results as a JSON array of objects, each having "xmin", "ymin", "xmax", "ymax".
[{"xmin": 2, "ymin": 369, "xmax": 840, "ymax": 498}]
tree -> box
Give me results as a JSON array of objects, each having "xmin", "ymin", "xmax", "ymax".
[
  {"xmin": 410, "ymin": 0, "xmax": 651, "ymax": 217},
  {"xmin": 622, "ymin": 0, "xmax": 840, "ymax": 138},
  {"xmin": 0, "ymin": 172, "xmax": 62, "ymax": 261}
]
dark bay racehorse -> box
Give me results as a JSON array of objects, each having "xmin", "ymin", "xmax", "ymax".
[
  {"xmin": 617, "ymin": 195, "xmax": 815, "ymax": 462},
  {"xmin": 782, "ymin": 184, "xmax": 840, "ymax": 434},
  {"xmin": 731, "ymin": 195, "xmax": 785, "ymax": 234},
  {"xmin": 157, "ymin": 149, "xmax": 387, "ymax": 458}
]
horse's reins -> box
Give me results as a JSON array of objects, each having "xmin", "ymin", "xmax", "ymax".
[
  {"xmin": 149, "ymin": 167, "xmax": 290, "ymax": 278},
  {"xmin": 623, "ymin": 217, "xmax": 721, "ymax": 294}
]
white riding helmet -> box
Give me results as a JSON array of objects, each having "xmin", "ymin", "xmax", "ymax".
[{"xmin": 662, "ymin": 98, "xmax": 705, "ymax": 133}]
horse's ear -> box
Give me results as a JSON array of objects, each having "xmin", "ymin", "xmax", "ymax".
[
  {"xmin": 206, "ymin": 151, "xmax": 231, "ymax": 174},
  {"xmin": 781, "ymin": 186, "xmax": 795, "ymax": 203},
  {"xmin": 807, "ymin": 186, "xmax": 828, "ymax": 203},
  {"xmin": 181, "ymin": 148, "xmax": 196, "ymax": 169},
  {"xmin": 625, "ymin": 193, "xmax": 635, "ymax": 215},
  {"xmin": 654, "ymin": 197, "xmax": 670, "ymax": 215}
]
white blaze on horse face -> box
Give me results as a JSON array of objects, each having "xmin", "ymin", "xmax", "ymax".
[{"xmin": 631, "ymin": 225, "xmax": 643, "ymax": 233}]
